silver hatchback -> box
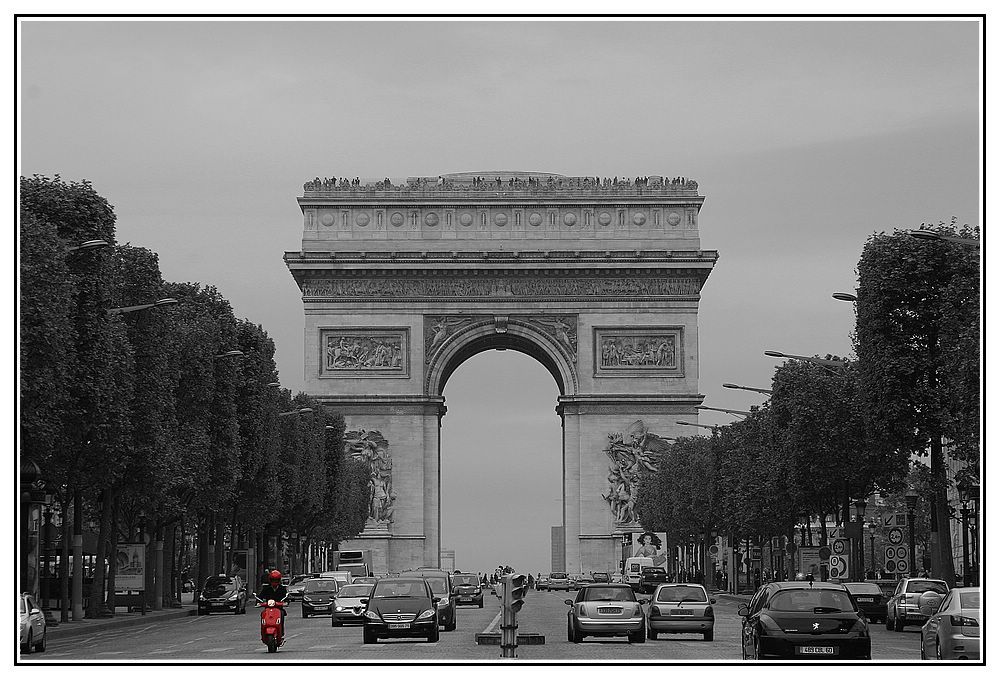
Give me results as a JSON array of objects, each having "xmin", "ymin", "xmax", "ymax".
[
  {"xmin": 566, "ymin": 584, "xmax": 646, "ymax": 643},
  {"xmin": 647, "ymin": 583, "xmax": 716, "ymax": 641}
]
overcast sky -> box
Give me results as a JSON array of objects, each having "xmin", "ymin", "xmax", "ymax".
[{"xmin": 19, "ymin": 18, "xmax": 982, "ymax": 575}]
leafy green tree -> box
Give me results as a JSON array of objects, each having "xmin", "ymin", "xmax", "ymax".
[{"xmin": 854, "ymin": 223, "xmax": 980, "ymax": 585}]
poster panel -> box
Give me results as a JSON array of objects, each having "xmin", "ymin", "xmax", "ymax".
[{"xmin": 115, "ymin": 543, "xmax": 146, "ymax": 591}]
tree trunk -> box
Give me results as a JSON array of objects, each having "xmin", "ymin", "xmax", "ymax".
[
  {"xmin": 104, "ymin": 492, "xmax": 121, "ymax": 615},
  {"xmin": 930, "ymin": 434, "xmax": 957, "ymax": 585},
  {"xmin": 72, "ymin": 489, "xmax": 84, "ymax": 621},
  {"xmin": 87, "ymin": 489, "xmax": 112, "ymax": 618},
  {"xmin": 59, "ymin": 499, "xmax": 71, "ymax": 623}
]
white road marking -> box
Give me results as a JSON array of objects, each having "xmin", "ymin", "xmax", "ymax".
[
  {"xmin": 96, "ymin": 651, "xmax": 124, "ymax": 654},
  {"xmin": 482, "ymin": 611, "xmax": 502, "ymax": 633},
  {"xmin": 202, "ymin": 647, "xmax": 235, "ymax": 652}
]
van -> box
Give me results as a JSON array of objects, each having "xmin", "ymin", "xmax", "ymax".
[
  {"xmin": 624, "ymin": 557, "xmax": 654, "ymax": 591},
  {"xmin": 319, "ymin": 571, "xmax": 353, "ymax": 586}
]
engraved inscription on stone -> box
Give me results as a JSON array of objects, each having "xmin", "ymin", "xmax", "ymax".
[
  {"xmin": 303, "ymin": 276, "xmax": 702, "ymax": 299},
  {"xmin": 321, "ymin": 329, "xmax": 408, "ymax": 377}
]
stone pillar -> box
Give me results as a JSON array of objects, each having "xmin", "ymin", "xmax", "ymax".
[
  {"xmin": 423, "ymin": 407, "xmax": 441, "ymax": 568},
  {"xmin": 559, "ymin": 403, "xmax": 582, "ymax": 575}
]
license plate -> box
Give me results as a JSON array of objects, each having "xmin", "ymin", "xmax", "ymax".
[
  {"xmin": 388, "ymin": 623, "xmax": 410, "ymax": 629},
  {"xmin": 670, "ymin": 609, "xmax": 694, "ymax": 615},
  {"xmin": 798, "ymin": 646, "xmax": 835, "ymax": 655},
  {"xmin": 856, "ymin": 597, "xmax": 874, "ymax": 602},
  {"xmin": 598, "ymin": 607, "xmax": 622, "ymax": 614},
  {"xmin": 460, "ymin": 597, "xmax": 472, "ymax": 601}
]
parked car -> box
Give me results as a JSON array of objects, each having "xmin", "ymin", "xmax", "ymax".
[
  {"xmin": 198, "ymin": 574, "xmax": 248, "ymax": 615},
  {"xmin": 548, "ymin": 572, "xmax": 573, "ymax": 591},
  {"xmin": 638, "ymin": 566, "xmax": 669, "ymax": 594},
  {"xmin": 301, "ymin": 577, "xmax": 340, "ymax": 618},
  {"xmin": 19, "ymin": 592, "xmax": 46, "ymax": 654},
  {"xmin": 331, "ymin": 583, "xmax": 375, "ymax": 626},
  {"xmin": 591, "ymin": 572, "xmax": 611, "ymax": 583},
  {"xmin": 844, "ymin": 582, "xmax": 886, "ymax": 623},
  {"xmin": 451, "ymin": 572, "xmax": 484, "ymax": 608},
  {"xmin": 536, "ymin": 574, "xmax": 551, "ymax": 591},
  {"xmin": 919, "ymin": 586, "xmax": 979, "ymax": 660},
  {"xmin": 565, "ymin": 584, "xmax": 647, "ymax": 643},
  {"xmin": 739, "ymin": 581, "xmax": 871, "ymax": 660},
  {"xmin": 886, "ymin": 578, "xmax": 949, "ymax": 632},
  {"xmin": 401, "ymin": 569, "xmax": 456, "ymax": 631},
  {"xmin": 647, "ymin": 583, "xmax": 716, "ymax": 641},
  {"xmin": 362, "ymin": 577, "xmax": 439, "ymax": 643}
]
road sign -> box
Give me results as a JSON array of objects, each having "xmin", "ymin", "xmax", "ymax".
[
  {"xmin": 818, "ymin": 545, "xmax": 832, "ymax": 562},
  {"xmin": 883, "ymin": 512, "xmax": 908, "ymax": 527},
  {"xmin": 887, "ymin": 527, "xmax": 904, "ymax": 545},
  {"xmin": 828, "ymin": 555, "xmax": 849, "ymax": 579},
  {"xmin": 884, "ymin": 545, "xmax": 910, "ymax": 573},
  {"xmin": 832, "ymin": 539, "xmax": 847, "ymax": 555},
  {"xmin": 750, "ymin": 547, "xmax": 762, "ymax": 561}
]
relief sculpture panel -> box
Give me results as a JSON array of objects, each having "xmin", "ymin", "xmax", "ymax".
[
  {"xmin": 345, "ymin": 429, "xmax": 394, "ymax": 528},
  {"xmin": 320, "ymin": 328, "xmax": 409, "ymax": 378},
  {"xmin": 594, "ymin": 327, "xmax": 683, "ymax": 377}
]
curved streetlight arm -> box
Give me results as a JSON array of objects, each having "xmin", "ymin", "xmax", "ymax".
[
  {"xmin": 832, "ymin": 292, "xmax": 857, "ymax": 302},
  {"xmin": 278, "ymin": 407, "xmax": 314, "ymax": 417},
  {"xmin": 106, "ymin": 298, "xmax": 178, "ymax": 316},
  {"xmin": 722, "ymin": 383, "xmax": 773, "ymax": 396},
  {"xmin": 908, "ymin": 229, "xmax": 980, "ymax": 247},
  {"xmin": 214, "ymin": 350, "xmax": 244, "ymax": 359},
  {"xmin": 697, "ymin": 406, "xmax": 750, "ymax": 417},
  {"xmin": 764, "ymin": 351, "xmax": 846, "ymax": 368},
  {"xmin": 67, "ymin": 239, "xmax": 111, "ymax": 253},
  {"xmin": 675, "ymin": 420, "xmax": 719, "ymax": 431}
]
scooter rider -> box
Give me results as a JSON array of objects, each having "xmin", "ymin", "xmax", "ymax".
[{"xmin": 258, "ymin": 569, "xmax": 289, "ymax": 629}]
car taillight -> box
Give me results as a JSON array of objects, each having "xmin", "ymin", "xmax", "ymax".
[
  {"xmin": 578, "ymin": 604, "xmax": 588, "ymax": 616},
  {"xmin": 849, "ymin": 618, "xmax": 869, "ymax": 635},
  {"xmin": 704, "ymin": 606, "xmax": 714, "ymax": 618},
  {"xmin": 650, "ymin": 605, "xmax": 660, "ymax": 616},
  {"xmin": 951, "ymin": 615, "xmax": 978, "ymax": 627}
]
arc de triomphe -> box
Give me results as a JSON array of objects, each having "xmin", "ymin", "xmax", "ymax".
[{"xmin": 285, "ymin": 171, "xmax": 718, "ymax": 575}]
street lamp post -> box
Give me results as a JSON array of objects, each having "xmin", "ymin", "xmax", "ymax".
[
  {"xmin": 722, "ymin": 383, "xmax": 772, "ymax": 396},
  {"xmin": 854, "ymin": 499, "xmax": 867, "ymax": 580},
  {"xmin": 905, "ymin": 491, "xmax": 918, "ymax": 577},
  {"xmin": 696, "ymin": 406, "xmax": 750, "ymax": 418},
  {"xmin": 907, "ymin": 229, "xmax": 980, "ymax": 247},
  {"xmin": 957, "ymin": 480, "xmax": 978, "ymax": 587},
  {"xmin": 675, "ymin": 421, "xmax": 719, "ymax": 432},
  {"xmin": 764, "ymin": 350, "xmax": 847, "ymax": 369}
]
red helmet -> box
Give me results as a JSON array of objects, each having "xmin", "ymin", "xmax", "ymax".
[{"xmin": 269, "ymin": 569, "xmax": 282, "ymax": 585}]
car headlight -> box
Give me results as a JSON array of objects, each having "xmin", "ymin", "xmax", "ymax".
[
  {"xmin": 335, "ymin": 606, "xmax": 344, "ymax": 612},
  {"xmin": 437, "ymin": 597, "xmax": 449, "ymax": 606},
  {"xmin": 227, "ymin": 593, "xmax": 238, "ymax": 601},
  {"xmin": 302, "ymin": 596, "xmax": 312, "ymax": 603},
  {"xmin": 364, "ymin": 610, "xmax": 382, "ymax": 621},
  {"xmin": 416, "ymin": 609, "xmax": 436, "ymax": 620},
  {"xmin": 474, "ymin": 589, "xmax": 482, "ymax": 595}
]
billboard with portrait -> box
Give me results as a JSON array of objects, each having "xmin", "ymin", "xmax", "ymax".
[{"xmin": 631, "ymin": 531, "xmax": 668, "ymax": 567}]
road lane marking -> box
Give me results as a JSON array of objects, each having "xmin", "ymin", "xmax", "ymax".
[
  {"xmin": 482, "ymin": 611, "xmax": 502, "ymax": 633},
  {"xmin": 202, "ymin": 647, "xmax": 235, "ymax": 652},
  {"xmin": 96, "ymin": 651, "xmax": 124, "ymax": 654}
]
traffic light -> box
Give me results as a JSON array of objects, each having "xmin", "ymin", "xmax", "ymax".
[{"xmin": 500, "ymin": 573, "xmax": 529, "ymax": 658}]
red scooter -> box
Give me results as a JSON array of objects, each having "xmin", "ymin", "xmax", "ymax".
[{"xmin": 254, "ymin": 595, "xmax": 287, "ymax": 653}]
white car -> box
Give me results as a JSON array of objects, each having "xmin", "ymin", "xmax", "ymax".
[
  {"xmin": 19, "ymin": 592, "xmax": 47, "ymax": 654},
  {"xmin": 920, "ymin": 587, "xmax": 980, "ymax": 660}
]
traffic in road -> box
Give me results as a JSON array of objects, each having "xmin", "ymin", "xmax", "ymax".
[{"xmin": 39, "ymin": 587, "xmax": 923, "ymax": 661}]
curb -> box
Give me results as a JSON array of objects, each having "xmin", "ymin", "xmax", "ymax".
[{"xmin": 47, "ymin": 608, "xmax": 197, "ymax": 641}]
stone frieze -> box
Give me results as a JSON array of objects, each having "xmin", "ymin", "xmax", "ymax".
[{"xmin": 303, "ymin": 276, "xmax": 702, "ymax": 299}]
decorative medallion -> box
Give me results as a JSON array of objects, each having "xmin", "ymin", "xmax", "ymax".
[
  {"xmin": 320, "ymin": 212, "xmax": 335, "ymax": 227},
  {"xmin": 355, "ymin": 212, "xmax": 371, "ymax": 227},
  {"xmin": 666, "ymin": 211, "xmax": 681, "ymax": 226},
  {"xmin": 563, "ymin": 212, "xmax": 577, "ymax": 227},
  {"xmin": 390, "ymin": 212, "xmax": 404, "ymax": 227},
  {"xmin": 459, "ymin": 212, "xmax": 474, "ymax": 227},
  {"xmin": 632, "ymin": 212, "xmax": 647, "ymax": 226},
  {"xmin": 528, "ymin": 212, "xmax": 543, "ymax": 227},
  {"xmin": 598, "ymin": 211, "xmax": 612, "ymax": 226},
  {"xmin": 424, "ymin": 212, "xmax": 440, "ymax": 227},
  {"xmin": 493, "ymin": 212, "xmax": 508, "ymax": 227}
]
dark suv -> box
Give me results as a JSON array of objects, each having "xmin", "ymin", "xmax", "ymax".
[
  {"xmin": 362, "ymin": 577, "xmax": 439, "ymax": 644},
  {"xmin": 198, "ymin": 574, "xmax": 247, "ymax": 615},
  {"xmin": 638, "ymin": 567, "xmax": 668, "ymax": 593},
  {"xmin": 451, "ymin": 572, "xmax": 484, "ymax": 608},
  {"xmin": 401, "ymin": 569, "xmax": 456, "ymax": 631}
]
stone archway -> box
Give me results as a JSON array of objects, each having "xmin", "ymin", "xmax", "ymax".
[{"xmin": 285, "ymin": 171, "xmax": 718, "ymax": 575}]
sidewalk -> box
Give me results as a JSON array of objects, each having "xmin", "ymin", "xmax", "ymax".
[{"xmin": 45, "ymin": 593, "xmax": 199, "ymax": 642}]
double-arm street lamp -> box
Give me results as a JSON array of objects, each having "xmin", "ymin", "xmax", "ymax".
[
  {"xmin": 905, "ymin": 491, "xmax": 919, "ymax": 577},
  {"xmin": 106, "ymin": 297, "xmax": 178, "ymax": 316},
  {"xmin": 696, "ymin": 406, "xmax": 750, "ymax": 419},
  {"xmin": 675, "ymin": 421, "xmax": 720, "ymax": 432},
  {"xmin": 722, "ymin": 383, "xmax": 772, "ymax": 396}
]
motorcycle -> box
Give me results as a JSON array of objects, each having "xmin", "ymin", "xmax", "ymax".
[{"xmin": 254, "ymin": 594, "xmax": 287, "ymax": 653}]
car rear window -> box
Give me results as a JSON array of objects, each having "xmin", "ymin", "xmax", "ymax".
[
  {"xmin": 453, "ymin": 575, "xmax": 478, "ymax": 585},
  {"xmin": 769, "ymin": 589, "xmax": 855, "ymax": 612},
  {"xmin": 642, "ymin": 567, "xmax": 666, "ymax": 574},
  {"xmin": 906, "ymin": 580, "xmax": 948, "ymax": 595},
  {"xmin": 959, "ymin": 591, "xmax": 980, "ymax": 609},
  {"xmin": 551, "ymin": 572, "xmax": 568, "ymax": 579},
  {"xmin": 581, "ymin": 586, "xmax": 635, "ymax": 602},
  {"xmin": 304, "ymin": 579, "xmax": 340, "ymax": 592},
  {"xmin": 655, "ymin": 585, "xmax": 708, "ymax": 603},
  {"xmin": 845, "ymin": 583, "xmax": 882, "ymax": 595}
]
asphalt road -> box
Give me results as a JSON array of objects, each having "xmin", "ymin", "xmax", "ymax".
[{"xmin": 41, "ymin": 589, "xmax": 923, "ymax": 661}]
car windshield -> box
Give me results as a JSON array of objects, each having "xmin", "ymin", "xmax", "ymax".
[
  {"xmin": 304, "ymin": 579, "xmax": 339, "ymax": 592},
  {"xmin": 655, "ymin": 585, "xmax": 707, "ymax": 603},
  {"xmin": 373, "ymin": 579, "xmax": 427, "ymax": 598},
  {"xmin": 581, "ymin": 586, "xmax": 635, "ymax": 602},
  {"xmin": 845, "ymin": 583, "xmax": 882, "ymax": 595},
  {"xmin": 769, "ymin": 589, "xmax": 855, "ymax": 612},
  {"xmin": 453, "ymin": 575, "xmax": 478, "ymax": 586},
  {"xmin": 551, "ymin": 572, "xmax": 568, "ymax": 579},
  {"xmin": 959, "ymin": 591, "xmax": 980, "ymax": 609},
  {"xmin": 906, "ymin": 580, "xmax": 948, "ymax": 595},
  {"xmin": 338, "ymin": 585, "xmax": 374, "ymax": 598},
  {"xmin": 204, "ymin": 576, "xmax": 235, "ymax": 589}
]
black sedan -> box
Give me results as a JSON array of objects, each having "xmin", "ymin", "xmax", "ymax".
[
  {"xmin": 301, "ymin": 578, "xmax": 340, "ymax": 617},
  {"xmin": 739, "ymin": 581, "xmax": 871, "ymax": 660},
  {"xmin": 197, "ymin": 574, "xmax": 248, "ymax": 615},
  {"xmin": 843, "ymin": 582, "xmax": 885, "ymax": 624},
  {"xmin": 362, "ymin": 577, "xmax": 440, "ymax": 643}
]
